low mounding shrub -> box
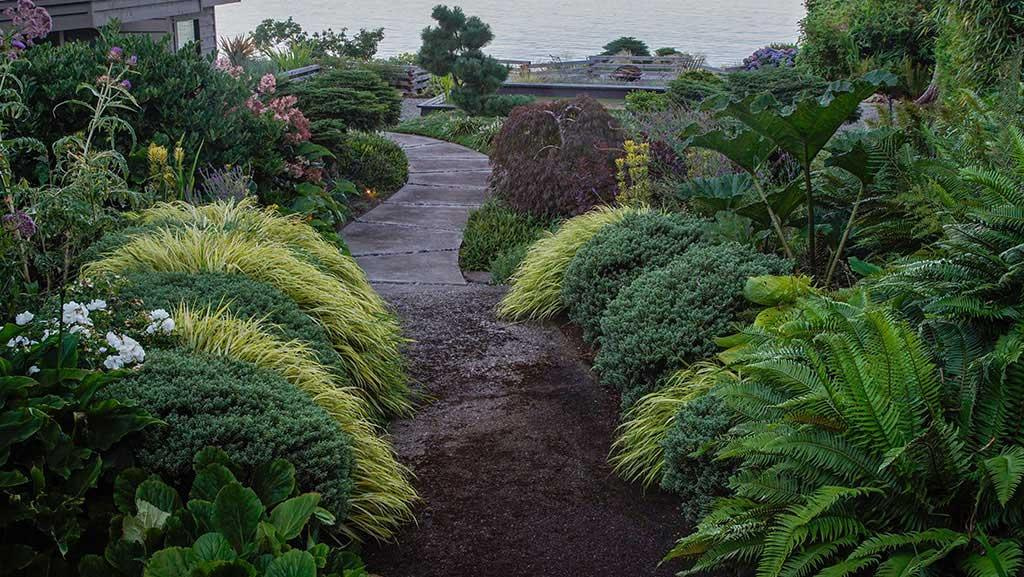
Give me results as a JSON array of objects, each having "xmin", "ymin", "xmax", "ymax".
[
  {"xmin": 336, "ymin": 131, "xmax": 409, "ymax": 194},
  {"xmin": 659, "ymin": 392, "xmax": 734, "ymax": 524},
  {"xmin": 283, "ymin": 67, "xmax": 401, "ymax": 132},
  {"xmin": 561, "ymin": 211, "xmax": 708, "ymax": 343},
  {"xmin": 490, "ymin": 96, "xmax": 625, "ymax": 218},
  {"xmin": 498, "ymin": 205, "xmax": 641, "ymax": 320},
  {"xmin": 394, "ymin": 112, "xmax": 503, "ymax": 154},
  {"xmin": 112, "ymin": 271, "xmax": 344, "ymax": 375},
  {"xmin": 489, "ymin": 243, "xmax": 531, "ymax": 285},
  {"xmin": 459, "ymin": 199, "xmax": 551, "ymax": 273},
  {"xmin": 665, "ymin": 70, "xmax": 725, "ymax": 108},
  {"xmin": 107, "ymin": 349, "xmax": 355, "ymax": 520},
  {"xmin": 595, "ymin": 242, "xmax": 790, "ymax": 406},
  {"xmin": 724, "ymin": 66, "xmax": 828, "ymax": 105},
  {"xmin": 481, "ymin": 94, "xmax": 535, "ymax": 117}
]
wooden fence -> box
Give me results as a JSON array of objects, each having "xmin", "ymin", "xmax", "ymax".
[{"xmin": 503, "ymin": 53, "xmax": 707, "ymax": 82}]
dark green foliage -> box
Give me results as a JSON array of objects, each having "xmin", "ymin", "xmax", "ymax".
[
  {"xmin": 0, "ymin": 326, "xmax": 160, "ymax": 576},
  {"xmin": 671, "ymin": 297, "xmax": 1024, "ymax": 577},
  {"xmin": 665, "ymin": 70, "xmax": 725, "ymax": 107},
  {"xmin": 602, "ymin": 36, "xmax": 651, "ymax": 56},
  {"xmin": 17, "ymin": 29, "xmax": 286, "ymax": 186},
  {"xmin": 935, "ymin": 0, "xmax": 1024, "ymax": 97},
  {"xmin": 723, "ymin": 66, "xmax": 829, "ymax": 105},
  {"xmin": 417, "ymin": 5, "xmax": 509, "ymax": 115},
  {"xmin": 251, "ymin": 16, "xmax": 383, "ymax": 60},
  {"xmin": 309, "ymin": 119, "xmax": 349, "ymax": 155},
  {"xmin": 109, "ymin": 271, "xmax": 344, "ymax": 375},
  {"xmin": 660, "ymin": 393, "xmax": 734, "ymax": 524},
  {"xmin": 490, "ymin": 96, "xmax": 625, "ymax": 218},
  {"xmin": 798, "ymin": 0, "xmax": 936, "ymax": 81},
  {"xmin": 394, "ymin": 112, "xmax": 502, "ymax": 154},
  {"xmin": 335, "ymin": 131, "xmax": 409, "ymax": 194},
  {"xmin": 480, "ymin": 94, "xmax": 535, "ymax": 117},
  {"xmin": 624, "ymin": 91, "xmax": 670, "ymax": 114},
  {"xmin": 79, "ymin": 448, "xmax": 369, "ymax": 577},
  {"xmin": 561, "ymin": 211, "xmax": 708, "ymax": 343},
  {"xmin": 459, "ymin": 199, "xmax": 552, "ymax": 272},
  {"xmin": 106, "ymin": 349, "xmax": 355, "ymax": 520},
  {"xmin": 283, "ymin": 68, "xmax": 401, "ymax": 132},
  {"xmin": 489, "ymin": 243, "xmax": 531, "ymax": 285},
  {"xmin": 594, "ymin": 242, "xmax": 790, "ymax": 406}
]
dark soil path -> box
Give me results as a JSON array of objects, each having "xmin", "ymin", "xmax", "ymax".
[{"xmin": 363, "ymin": 283, "xmax": 685, "ymax": 577}]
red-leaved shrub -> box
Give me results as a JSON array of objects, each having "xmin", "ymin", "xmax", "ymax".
[{"xmin": 489, "ymin": 96, "xmax": 624, "ymax": 218}]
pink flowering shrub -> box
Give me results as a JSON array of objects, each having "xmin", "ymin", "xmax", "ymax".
[{"xmin": 244, "ymin": 73, "xmax": 311, "ymax": 144}]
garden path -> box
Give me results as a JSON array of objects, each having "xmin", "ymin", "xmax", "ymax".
[
  {"xmin": 349, "ymin": 135, "xmax": 683, "ymax": 577},
  {"xmin": 343, "ymin": 133, "xmax": 490, "ymax": 285}
]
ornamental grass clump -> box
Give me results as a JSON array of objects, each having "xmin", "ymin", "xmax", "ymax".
[
  {"xmin": 84, "ymin": 226, "xmax": 410, "ymax": 418},
  {"xmin": 136, "ymin": 199, "xmax": 386, "ymax": 313},
  {"xmin": 561, "ymin": 211, "xmax": 709, "ymax": 343},
  {"xmin": 172, "ymin": 305, "xmax": 416, "ymax": 540},
  {"xmin": 497, "ymin": 205, "xmax": 642, "ymax": 321}
]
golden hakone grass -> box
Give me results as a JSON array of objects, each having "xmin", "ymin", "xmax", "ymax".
[
  {"xmin": 172, "ymin": 304, "xmax": 416, "ymax": 541},
  {"xmin": 609, "ymin": 362, "xmax": 733, "ymax": 488},
  {"xmin": 136, "ymin": 199, "xmax": 386, "ymax": 315},
  {"xmin": 84, "ymin": 227, "xmax": 412, "ymax": 418},
  {"xmin": 497, "ymin": 205, "xmax": 644, "ymax": 321}
]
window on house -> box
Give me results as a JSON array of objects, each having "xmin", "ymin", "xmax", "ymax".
[{"xmin": 175, "ymin": 18, "xmax": 200, "ymax": 51}]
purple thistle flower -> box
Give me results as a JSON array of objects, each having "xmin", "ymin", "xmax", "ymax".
[
  {"xmin": 10, "ymin": 39, "xmax": 25, "ymax": 50},
  {"xmin": 126, "ymin": 54, "xmax": 138, "ymax": 67},
  {"xmin": 108, "ymin": 46, "xmax": 123, "ymax": 61},
  {"xmin": 120, "ymin": 79, "xmax": 132, "ymax": 90},
  {"xmin": 2, "ymin": 211, "xmax": 36, "ymax": 238}
]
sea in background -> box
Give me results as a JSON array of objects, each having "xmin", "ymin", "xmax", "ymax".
[{"xmin": 215, "ymin": 0, "xmax": 805, "ymax": 67}]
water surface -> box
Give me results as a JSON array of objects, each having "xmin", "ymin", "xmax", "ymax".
[{"xmin": 216, "ymin": 0, "xmax": 805, "ymax": 66}]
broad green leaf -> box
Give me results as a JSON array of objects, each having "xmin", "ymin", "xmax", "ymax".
[
  {"xmin": 264, "ymin": 550, "xmax": 317, "ymax": 577},
  {"xmin": 84, "ymin": 399, "xmax": 162, "ymax": 450},
  {"xmin": 691, "ymin": 128, "xmax": 777, "ymax": 174},
  {"xmin": 720, "ymin": 71, "xmax": 898, "ymax": 166},
  {"xmin": 137, "ymin": 478, "xmax": 181, "ymax": 514},
  {"xmin": 213, "ymin": 482, "xmax": 265, "ymax": 553},
  {"xmin": 193, "ymin": 446, "xmax": 233, "ymax": 473},
  {"xmin": 191, "ymin": 532, "xmax": 237, "ymax": 562},
  {"xmin": 191, "ymin": 464, "xmax": 238, "ymax": 502},
  {"xmin": 269, "ymin": 493, "xmax": 320, "ymax": 541},
  {"xmin": 123, "ymin": 500, "xmax": 172, "ymax": 543},
  {"xmin": 0, "ymin": 407, "xmax": 44, "ymax": 449},
  {"xmin": 188, "ymin": 499, "xmax": 216, "ymax": 534},
  {"xmin": 113, "ymin": 468, "xmax": 150, "ymax": 514},
  {"xmin": 743, "ymin": 276, "xmax": 813, "ymax": 306},
  {"xmin": 252, "ymin": 459, "xmax": 295, "ymax": 507},
  {"xmin": 848, "ymin": 257, "xmax": 883, "ymax": 277},
  {"xmin": 0, "ymin": 469, "xmax": 27, "ymax": 488},
  {"xmin": 143, "ymin": 547, "xmax": 191, "ymax": 577}
]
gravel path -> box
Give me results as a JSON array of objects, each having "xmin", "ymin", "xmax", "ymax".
[{"xmin": 363, "ymin": 284, "xmax": 684, "ymax": 577}]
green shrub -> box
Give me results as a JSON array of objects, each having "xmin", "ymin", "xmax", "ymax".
[
  {"xmin": 79, "ymin": 448, "xmax": 369, "ymax": 577},
  {"xmin": 459, "ymin": 199, "xmax": 552, "ymax": 272},
  {"xmin": 106, "ymin": 349, "xmax": 355, "ymax": 519},
  {"xmin": 489, "ymin": 243, "xmax": 530, "ymax": 285},
  {"xmin": 394, "ymin": 112, "xmax": 502, "ymax": 154},
  {"xmin": 602, "ymin": 36, "xmax": 651, "ymax": 56},
  {"xmin": 309, "ymin": 118, "xmax": 349, "ymax": 155},
  {"xmin": 481, "ymin": 94, "xmax": 535, "ymax": 117},
  {"xmin": 935, "ymin": 0, "xmax": 1024, "ymax": 98},
  {"xmin": 798, "ymin": 0, "xmax": 936, "ymax": 81},
  {"xmin": 336, "ymin": 131, "xmax": 408, "ymax": 194},
  {"xmin": 561, "ymin": 211, "xmax": 708, "ymax": 343},
  {"xmin": 660, "ymin": 392, "xmax": 734, "ymax": 524},
  {"xmin": 283, "ymin": 67, "xmax": 401, "ymax": 131},
  {"xmin": 18, "ymin": 29, "xmax": 286, "ymax": 186},
  {"xmin": 724, "ymin": 66, "xmax": 829, "ymax": 105},
  {"xmin": 624, "ymin": 90, "xmax": 670, "ymax": 114},
  {"xmin": 665, "ymin": 70, "xmax": 725, "ymax": 107},
  {"xmin": 110, "ymin": 271, "xmax": 344, "ymax": 375},
  {"xmin": 595, "ymin": 242, "xmax": 790, "ymax": 406}
]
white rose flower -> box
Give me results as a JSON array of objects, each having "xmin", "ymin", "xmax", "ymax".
[
  {"xmin": 149, "ymin": 309, "xmax": 170, "ymax": 321},
  {"xmin": 15, "ymin": 311, "xmax": 34, "ymax": 325},
  {"xmin": 145, "ymin": 310, "xmax": 176, "ymax": 335},
  {"xmin": 103, "ymin": 355, "xmax": 124, "ymax": 370},
  {"xmin": 85, "ymin": 299, "xmax": 107, "ymax": 311}
]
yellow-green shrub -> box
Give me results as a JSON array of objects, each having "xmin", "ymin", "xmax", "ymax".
[
  {"xmin": 497, "ymin": 205, "xmax": 643, "ymax": 320},
  {"xmin": 84, "ymin": 226, "xmax": 410, "ymax": 418}
]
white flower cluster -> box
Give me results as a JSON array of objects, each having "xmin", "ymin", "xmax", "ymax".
[
  {"xmin": 103, "ymin": 332, "xmax": 146, "ymax": 370},
  {"xmin": 144, "ymin": 309, "xmax": 175, "ymax": 335}
]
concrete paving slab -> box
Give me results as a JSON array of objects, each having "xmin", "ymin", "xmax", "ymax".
[
  {"xmin": 388, "ymin": 183, "xmax": 488, "ymax": 206},
  {"xmin": 409, "ymin": 171, "xmax": 490, "ymax": 188},
  {"xmin": 408, "ymin": 156, "xmax": 492, "ymax": 173},
  {"xmin": 386, "ymin": 133, "xmax": 445, "ymax": 149},
  {"xmin": 359, "ymin": 203, "xmax": 472, "ymax": 231},
  {"xmin": 344, "ymin": 222, "xmax": 463, "ymax": 256},
  {"xmin": 354, "ymin": 251, "xmax": 466, "ymax": 285}
]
